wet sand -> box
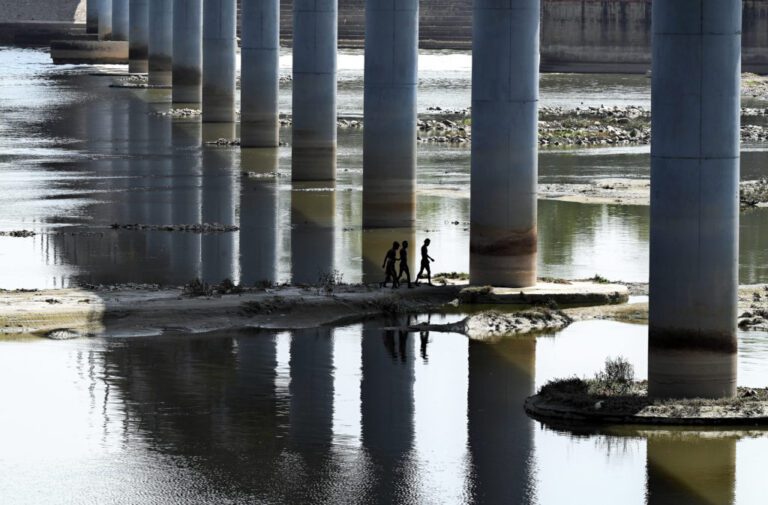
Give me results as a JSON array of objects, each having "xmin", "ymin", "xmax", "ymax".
[
  {"xmin": 0, "ymin": 284, "xmax": 461, "ymax": 338},
  {"xmin": 3, "ymin": 281, "xmax": 766, "ymax": 339}
]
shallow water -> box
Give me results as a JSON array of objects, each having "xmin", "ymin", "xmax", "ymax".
[
  {"xmin": 1, "ymin": 319, "xmax": 768, "ymax": 504},
  {"xmin": 1, "ymin": 47, "xmax": 768, "ymax": 288},
  {"xmin": 3, "ymin": 46, "xmax": 768, "ymax": 504}
]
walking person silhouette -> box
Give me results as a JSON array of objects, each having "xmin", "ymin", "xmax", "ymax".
[
  {"xmin": 380, "ymin": 241, "xmax": 400, "ymax": 288},
  {"xmin": 397, "ymin": 240, "xmax": 414, "ymax": 288},
  {"xmin": 416, "ymin": 238, "xmax": 435, "ymax": 286}
]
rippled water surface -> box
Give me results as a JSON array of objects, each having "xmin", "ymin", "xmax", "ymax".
[{"xmin": 2, "ymin": 319, "xmax": 768, "ymax": 504}]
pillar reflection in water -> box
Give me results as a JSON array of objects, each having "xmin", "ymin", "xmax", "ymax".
[
  {"xmin": 104, "ymin": 332, "xmax": 287, "ymax": 496},
  {"xmin": 239, "ymin": 148, "xmax": 279, "ymax": 285},
  {"xmin": 361, "ymin": 227, "xmax": 415, "ymax": 285},
  {"xmin": 291, "ymin": 181, "xmax": 336, "ymax": 285},
  {"xmin": 288, "ymin": 328, "xmax": 335, "ymax": 449},
  {"xmin": 646, "ymin": 432, "xmax": 736, "ymax": 505},
  {"xmin": 170, "ymin": 119, "xmax": 203, "ymax": 281},
  {"xmin": 201, "ymin": 123, "xmax": 239, "ymax": 283},
  {"xmin": 467, "ymin": 338, "xmax": 536, "ymax": 503},
  {"xmin": 143, "ymin": 104, "xmax": 174, "ymax": 277},
  {"xmin": 360, "ymin": 320, "xmax": 415, "ymax": 502}
]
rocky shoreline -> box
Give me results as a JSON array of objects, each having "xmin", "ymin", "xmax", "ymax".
[{"xmin": 526, "ymin": 380, "xmax": 768, "ymax": 426}]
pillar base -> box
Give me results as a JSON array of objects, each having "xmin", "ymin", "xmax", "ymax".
[{"xmin": 648, "ymin": 346, "xmax": 737, "ymax": 400}]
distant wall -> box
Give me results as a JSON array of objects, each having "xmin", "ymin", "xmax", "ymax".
[
  {"xmin": 283, "ymin": 0, "xmax": 768, "ymax": 73},
  {"xmin": 3, "ymin": 0, "xmax": 768, "ymax": 73},
  {"xmin": 0, "ymin": 0, "xmax": 84, "ymax": 22}
]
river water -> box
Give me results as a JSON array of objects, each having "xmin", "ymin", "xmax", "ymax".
[{"xmin": 2, "ymin": 46, "xmax": 768, "ymax": 504}]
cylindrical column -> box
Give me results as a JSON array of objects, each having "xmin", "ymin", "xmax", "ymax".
[
  {"xmin": 202, "ymin": 0, "xmax": 237, "ymax": 122},
  {"xmin": 648, "ymin": 0, "xmax": 741, "ymax": 399},
  {"xmin": 241, "ymin": 0, "xmax": 280, "ymax": 147},
  {"xmin": 172, "ymin": 0, "xmax": 203, "ymax": 103},
  {"xmin": 98, "ymin": 0, "xmax": 113, "ymax": 40},
  {"xmin": 469, "ymin": 0, "xmax": 539, "ymax": 288},
  {"xmin": 148, "ymin": 0, "xmax": 173, "ymax": 86},
  {"xmin": 291, "ymin": 0, "xmax": 337, "ymax": 180},
  {"xmin": 87, "ymin": 0, "xmax": 99, "ymax": 34},
  {"xmin": 112, "ymin": 0, "xmax": 129, "ymax": 41},
  {"xmin": 128, "ymin": 0, "xmax": 148, "ymax": 73},
  {"xmin": 361, "ymin": 0, "xmax": 418, "ymax": 229}
]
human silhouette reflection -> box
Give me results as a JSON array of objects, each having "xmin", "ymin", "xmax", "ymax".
[
  {"xmin": 467, "ymin": 337, "xmax": 536, "ymax": 503},
  {"xmin": 419, "ymin": 315, "xmax": 431, "ymax": 362},
  {"xmin": 646, "ymin": 431, "xmax": 736, "ymax": 505},
  {"xmin": 360, "ymin": 319, "xmax": 416, "ymax": 502}
]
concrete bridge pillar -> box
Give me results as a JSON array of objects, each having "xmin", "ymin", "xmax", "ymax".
[
  {"xmin": 87, "ymin": 0, "xmax": 99, "ymax": 34},
  {"xmin": 128, "ymin": 0, "xmax": 149, "ymax": 73},
  {"xmin": 291, "ymin": 0, "xmax": 337, "ymax": 180},
  {"xmin": 470, "ymin": 0, "xmax": 540, "ymax": 287},
  {"xmin": 241, "ymin": 0, "xmax": 280, "ymax": 147},
  {"xmin": 112, "ymin": 0, "xmax": 129, "ymax": 41},
  {"xmin": 361, "ymin": 0, "xmax": 419, "ymax": 229},
  {"xmin": 148, "ymin": 0, "xmax": 173, "ymax": 86},
  {"xmin": 98, "ymin": 0, "xmax": 112, "ymax": 40},
  {"xmin": 172, "ymin": 0, "xmax": 203, "ymax": 103},
  {"xmin": 202, "ymin": 0, "xmax": 237, "ymax": 122},
  {"xmin": 648, "ymin": 0, "xmax": 741, "ymax": 399}
]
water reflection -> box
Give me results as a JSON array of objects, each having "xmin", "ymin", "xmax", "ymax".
[
  {"xmin": 3, "ymin": 320, "xmax": 768, "ymax": 503},
  {"xmin": 201, "ymin": 123, "xmax": 239, "ymax": 283},
  {"xmin": 170, "ymin": 120, "xmax": 203, "ymax": 280},
  {"xmin": 5, "ymin": 53, "xmax": 768, "ymax": 288},
  {"xmin": 291, "ymin": 180, "xmax": 336, "ymax": 285},
  {"xmin": 467, "ymin": 338, "xmax": 536, "ymax": 503},
  {"xmin": 646, "ymin": 431, "xmax": 736, "ymax": 505},
  {"xmin": 239, "ymin": 148, "xmax": 278, "ymax": 284},
  {"xmin": 360, "ymin": 320, "xmax": 416, "ymax": 502}
]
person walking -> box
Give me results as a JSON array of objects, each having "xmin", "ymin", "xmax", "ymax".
[
  {"xmin": 380, "ymin": 241, "xmax": 400, "ymax": 288},
  {"xmin": 398, "ymin": 240, "xmax": 413, "ymax": 288},
  {"xmin": 416, "ymin": 238, "xmax": 435, "ymax": 286}
]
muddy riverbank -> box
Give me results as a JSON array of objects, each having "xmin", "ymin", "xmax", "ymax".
[{"xmin": 2, "ymin": 280, "xmax": 766, "ymax": 339}]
